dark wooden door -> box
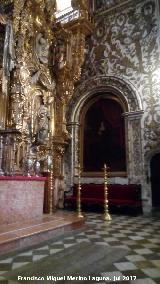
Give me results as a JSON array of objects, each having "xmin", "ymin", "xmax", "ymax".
[{"xmin": 150, "ymin": 153, "xmax": 160, "ymax": 207}]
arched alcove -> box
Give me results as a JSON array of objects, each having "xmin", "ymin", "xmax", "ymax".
[
  {"xmin": 66, "ymin": 75, "xmax": 144, "ymax": 187},
  {"xmin": 81, "ymin": 94, "xmax": 126, "ymax": 174}
]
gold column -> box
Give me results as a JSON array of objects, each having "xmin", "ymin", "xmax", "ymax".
[
  {"xmin": 49, "ymin": 98, "xmax": 55, "ymax": 137},
  {"xmin": 103, "ymin": 164, "xmax": 111, "ymax": 221},
  {"xmin": 0, "ymin": 92, "xmax": 8, "ymax": 130}
]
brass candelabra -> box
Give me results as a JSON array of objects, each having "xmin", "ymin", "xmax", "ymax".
[
  {"xmin": 49, "ymin": 164, "xmax": 54, "ymax": 214},
  {"xmin": 103, "ymin": 164, "xmax": 111, "ymax": 221},
  {"xmin": 76, "ymin": 163, "xmax": 84, "ymax": 218}
]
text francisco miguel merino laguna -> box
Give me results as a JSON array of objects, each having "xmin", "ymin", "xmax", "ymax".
[{"xmin": 17, "ymin": 275, "xmax": 124, "ymax": 282}]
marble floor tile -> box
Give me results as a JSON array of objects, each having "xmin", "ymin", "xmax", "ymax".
[
  {"xmin": 134, "ymin": 248, "xmax": 154, "ymax": 255},
  {"xmin": 114, "ymin": 261, "xmax": 138, "ymax": 271},
  {"xmin": 125, "ymin": 254, "xmax": 146, "ymax": 262},
  {"xmin": 142, "ymin": 268, "xmax": 160, "ymax": 278}
]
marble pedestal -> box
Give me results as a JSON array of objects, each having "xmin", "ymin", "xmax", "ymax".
[{"xmin": 0, "ymin": 176, "xmax": 46, "ymax": 225}]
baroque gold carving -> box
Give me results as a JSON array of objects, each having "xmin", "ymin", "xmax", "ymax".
[{"xmin": 0, "ymin": 0, "xmax": 92, "ymax": 185}]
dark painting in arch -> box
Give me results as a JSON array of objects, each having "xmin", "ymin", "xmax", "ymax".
[{"xmin": 83, "ymin": 97, "xmax": 126, "ymax": 172}]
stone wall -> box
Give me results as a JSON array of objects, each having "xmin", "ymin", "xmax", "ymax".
[
  {"xmin": 81, "ymin": 0, "xmax": 160, "ymax": 174},
  {"xmin": 65, "ymin": 0, "xmax": 160, "ymax": 211}
]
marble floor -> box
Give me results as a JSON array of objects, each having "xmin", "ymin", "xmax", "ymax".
[{"xmin": 0, "ymin": 211, "xmax": 160, "ymax": 284}]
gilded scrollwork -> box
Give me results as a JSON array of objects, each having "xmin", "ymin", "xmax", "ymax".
[
  {"xmin": 13, "ymin": 0, "xmax": 25, "ymax": 35},
  {"xmin": 0, "ymin": 14, "xmax": 7, "ymax": 25}
]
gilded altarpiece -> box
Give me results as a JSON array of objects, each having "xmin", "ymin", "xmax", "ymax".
[{"xmin": 0, "ymin": 0, "xmax": 92, "ymax": 211}]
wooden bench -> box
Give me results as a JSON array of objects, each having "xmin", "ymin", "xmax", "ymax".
[{"xmin": 64, "ymin": 184, "xmax": 142, "ymax": 214}]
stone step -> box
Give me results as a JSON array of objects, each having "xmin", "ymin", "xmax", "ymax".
[{"xmin": 0, "ymin": 211, "xmax": 85, "ymax": 256}]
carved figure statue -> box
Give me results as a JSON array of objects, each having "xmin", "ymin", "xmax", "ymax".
[
  {"xmin": 36, "ymin": 33, "xmax": 49, "ymax": 64},
  {"xmin": 54, "ymin": 38, "xmax": 66, "ymax": 69},
  {"xmin": 34, "ymin": 101, "xmax": 49, "ymax": 144}
]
